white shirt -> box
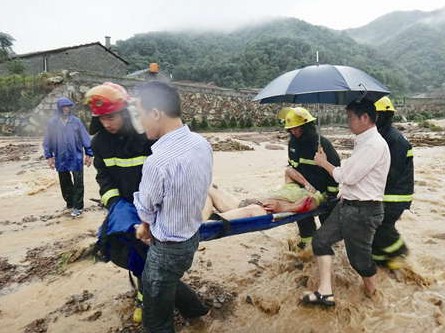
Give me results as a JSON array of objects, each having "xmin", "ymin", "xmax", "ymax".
[
  {"xmin": 333, "ymin": 126, "xmax": 390, "ymax": 201},
  {"xmin": 133, "ymin": 125, "xmax": 213, "ymax": 242}
]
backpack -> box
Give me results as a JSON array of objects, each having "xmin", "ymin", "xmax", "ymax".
[{"xmin": 94, "ymin": 199, "xmax": 148, "ymax": 277}]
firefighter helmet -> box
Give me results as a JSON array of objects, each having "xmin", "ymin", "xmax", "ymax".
[
  {"xmin": 85, "ymin": 82, "xmax": 130, "ymax": 116},
  {"xmin": 279, "ymin": 107, "xmax": 316, "ymax": 129},
  {"xmin": 375, "ymin": 96, "xmax": 396, "ymax": 112}
]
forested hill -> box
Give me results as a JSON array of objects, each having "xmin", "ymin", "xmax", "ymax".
[
  {"xmin": 345, "ymin": 7, "xmax": 445, "ymax": 93},
  {"xmin": 115, "ymin": 18, "xmax": 409, "ymax": 94}
]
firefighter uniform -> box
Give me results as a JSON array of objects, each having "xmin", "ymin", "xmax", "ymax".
[
  {"xmin": 288, "ymin": 134, "xmax": 340, "ymax": 244},
  {"xmin": 282, "ymin": 107, "xmax": 340, "ymax": 246},
  {"xmin": 92, "ymin": 129, "xmax": 153, "ymax": 208},
  {"xmin": 85, "ymin": 82, "xmax": 154, "ymax": 208},
  {"xmin": 372, "ymin": 97, "xmax": 414, "ymax": 268}
]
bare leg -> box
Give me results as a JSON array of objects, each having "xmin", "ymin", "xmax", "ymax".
[
  {"xmin": 262, "ymin": 197, "xmax": 317, "ymax": 213},
  {"xmin": 302, "ymin": 255, "xmax": 335, "ymax": 304},
  {"xmin": 317, "ymin": 255, "xmax": 333, "ymax": 295},
  {"xmin": 219, "ymin": 204, "xmax": 267, "ymax": 220},
  {"xmin": 201, "ymin": 195, "xmax": 214, "ymax": 221},
  {"xmin": 362, "ymin": 275, "xmax": 377, "ymax": 297},
  {"xmin": 208, "ymin": 186, "xmax": 239, "ymax": 213}
]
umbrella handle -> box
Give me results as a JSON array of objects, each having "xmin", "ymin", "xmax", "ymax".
[
  {"xmin": 358, "ymin": 83, "xmax": 368, "ymax": 101},
  {"xmin": 317, "ymin": 104, "xmax": 321, "ymax": 148}
]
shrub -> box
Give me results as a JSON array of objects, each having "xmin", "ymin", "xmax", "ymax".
[
  {"xmin": 260, "ymin": 118, "xmax": 270, "ymax": 127},
  {"xmin": 190, "ymin": 117, "xmax": 199, "ymax": 130},
  {"xmin": 200, "ymin": 117, "xmax": 209, "ymax": 129},
  {"xmin": 244, "ymin": 116, "xmax": 253, "ymax": 128},
  {"xmin": 0, "ymin": 75, "xmax": 52, "ymax": 113},
  {"xmin": 219, "ymin": 119, "xmax": 228, "ymax": 129},
  {"xmin": 6, "ymin": 60, "xmax": 25, "ymax": 75},
  {"xmin": 228, "ymin": 116, "xmax": 237, "ymax": 128}
]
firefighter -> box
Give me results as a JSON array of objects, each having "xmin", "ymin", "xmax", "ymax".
[
  {"xmin": 86, "ymin": 82, "xmax": 153, "ymax": 209},
  {"xmin": 280, "ymin": 107, "xmax": 340, "ymax": 249},
  {"xmin": 372, "ymin": 96, "xmax": 414, "ymax": 269},
  {"xmin": 85, "ymin": 82, "xmax": 208, "ymax": 323}
]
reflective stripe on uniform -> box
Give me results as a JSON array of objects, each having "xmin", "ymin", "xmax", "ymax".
[
  {"xmin": 327, "ymin": 186, "xmax": 338, "ymax": 193},
  {"xmin": 299, "ymin": 158, "xmax": 316, "ymax": 165},
  {"xmin": 101, "ymin": 188, "xmax": 120, "ymax": 206},
  {"xmin": 103, "ymin": 156, "xmax": 147, "ymax": 168},
  {"xmin": 406, "ymin": 149, "xmax": 413, "ymax": 157},
  {"xmin": 383, "ymin": 194, "xmax": 413, "ymax": 202},
  {"xmin": 372, "ymin": 254, "xmax": 387, "ymax": 261},
  {"xmin": 300, "ymin": 236, "xmax": 312, "ymax": 244},
  {"xmin": 289, "ymin": 159, "xmax": 298, "ymax": 168},
  {"xmin": 383, "ymin": 238, "xmax": 404, "ymax": 254}
]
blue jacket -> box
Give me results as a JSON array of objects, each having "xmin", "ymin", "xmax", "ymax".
[{"xmin": 43, "ymin": 97, "xmax": 93, "ymax": 172}]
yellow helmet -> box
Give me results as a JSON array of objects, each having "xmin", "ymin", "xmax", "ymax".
[
  {"xmin": 374, "ymin": 96, "xmax": 396, "ymax": 112},
  {"xmin": 279, "ymin": 107, "xmax": 316, "ymax": 129}
]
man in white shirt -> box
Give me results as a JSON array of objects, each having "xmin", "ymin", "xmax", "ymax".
[{"xmin": 301, "ymin": 99, "xmax": 390, "ymax": 307}]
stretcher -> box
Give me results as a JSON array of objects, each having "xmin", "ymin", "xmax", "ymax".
[
  {"xmin": 103, "ymin": 198, "xmax": 334, "ymax": 242},
  {"xmin": 97, "ymin": 199, "xmax": 334, "ymax": 277},
  {"xmin": 199, "ymin": 204, "xmax": 331, "ymax": 241}
]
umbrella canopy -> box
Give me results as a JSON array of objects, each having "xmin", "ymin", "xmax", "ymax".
[{"xmin": 253, "ymin": 64, "xmax": 390, "ymax": 105}]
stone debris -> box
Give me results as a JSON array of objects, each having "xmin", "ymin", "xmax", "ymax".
[{"xmin": 210, "ymin": 138, "xmax": 254, "ymax": 151}]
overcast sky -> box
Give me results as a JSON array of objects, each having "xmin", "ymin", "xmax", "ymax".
[{"xmin": 2, "ymin": 0, "xmax": 444, "ymax": 54}]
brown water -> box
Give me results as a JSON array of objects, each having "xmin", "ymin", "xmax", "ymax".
[{"xmin": 0, "ymin": 133, "xmax": 444, "ymax": 333}]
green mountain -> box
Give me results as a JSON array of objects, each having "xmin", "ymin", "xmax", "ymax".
[
  {"xmin": 115, "ymin": 18, "xmax": 408, "ymax": 94},
  {"xmin": 345, "ymin": 7, "xmax": 445, "ymax": 92}
]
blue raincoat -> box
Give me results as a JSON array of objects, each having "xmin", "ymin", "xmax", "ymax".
[{"xmin": 43, "ymin": 97, "xmax": 93, "ymax": 172}]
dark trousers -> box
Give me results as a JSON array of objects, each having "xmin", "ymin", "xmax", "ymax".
[
  {"xmin": 312, "ymin": 201, "xmax": 383, "ymax": 277},
  {"xmin": 136, "ymin": 276, "xmax": 208, "ymax": 319},
  {"xmin": 296, "ymin": 198, "xmax": 336, "ymax": 240},
  {"xmin": 372, "ymin": 203, "xmax": 408, "ymax": 260},
  {"xmin": 142, "ymin": 233, "xmax": 204, "ymax": 333},
  {"xmin": 58, "ymin": 170, "xmax": 84, "ymax": 210},
  {"xmin": 297, "ymin": 212, "xmax": 330, "ymax": 240}
]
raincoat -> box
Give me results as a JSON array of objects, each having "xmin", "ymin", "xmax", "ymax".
[{"xmin": 43, "ymin": 97, "xmax": 93, "ymax": 172}]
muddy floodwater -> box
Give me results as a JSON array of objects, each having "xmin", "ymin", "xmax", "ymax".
[{"xmin": 0, "ymin": 127, "xmax": 444, "ymax": 333}]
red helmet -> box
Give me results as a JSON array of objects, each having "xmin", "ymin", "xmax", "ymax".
[{"xmin": 85, "ymin": 82, "xmax": 130, "ymax": 116}]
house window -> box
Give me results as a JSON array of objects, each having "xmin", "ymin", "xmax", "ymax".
[{"xmin": 43, "ymin": 56, "xmax": 48, "ymax": 72}]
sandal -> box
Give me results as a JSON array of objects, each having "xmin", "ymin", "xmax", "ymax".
[{"xmin": 301, "ymin": 291, "xmax": 335, "ymax": 307}]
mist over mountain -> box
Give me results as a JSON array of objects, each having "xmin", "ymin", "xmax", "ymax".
[
  {"xmin": 116, "ymin": 9, "xmax": 445, "ymax": 95},
  {"xmin": 345, "ymin": 7, "xmax": 445, "ymax": 93},
  {"xmin": 346, "ymin": 7, "xmax": 445, "ymax": 45}
]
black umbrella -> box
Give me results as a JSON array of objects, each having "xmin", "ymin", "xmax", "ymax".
[{"xmin": 253, "ymin": 64, "xmax": 390, "ymax": 105}]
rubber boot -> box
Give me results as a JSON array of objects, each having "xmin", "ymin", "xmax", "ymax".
[{"xmin": 133, "ymin": 291, "xmax": 143, "ymax": 323}]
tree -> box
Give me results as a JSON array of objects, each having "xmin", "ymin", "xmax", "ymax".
[
  {"xmin": 6, "ymin": 59, "xmax": 25, "ymax": 74},
  {"xmin": 114, "ymin": 18, "xmax": 412, "ymax": 93},
  {"xmin": 0, "ymin": 32, "xmax": 15, "ymax": 62}
]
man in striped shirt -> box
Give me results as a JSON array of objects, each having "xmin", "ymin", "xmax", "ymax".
[{"xmin": 134, "ymin": 81, "xmax": 213, "ymax": 332}]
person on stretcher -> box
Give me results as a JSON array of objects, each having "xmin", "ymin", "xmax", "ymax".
[{"xmin": 202, "ymin": 178, "xmax": 325, "ymax": 221}]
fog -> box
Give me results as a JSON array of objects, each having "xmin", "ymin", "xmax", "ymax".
[{"xmin": 1, "ymin": 0, "xmax": 443, "ymax": 53}]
